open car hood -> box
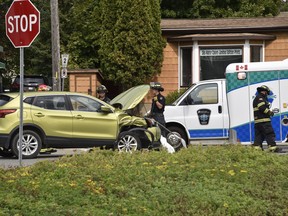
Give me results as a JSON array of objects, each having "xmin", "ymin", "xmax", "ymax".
[{"xmin": 110, "ymin": 85, "xmax": 150, "ymax": 111}]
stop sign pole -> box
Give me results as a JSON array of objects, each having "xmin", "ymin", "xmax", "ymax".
[{"xmin": 5, "ymin": 0, "xmax": 40, "ymax": 166}]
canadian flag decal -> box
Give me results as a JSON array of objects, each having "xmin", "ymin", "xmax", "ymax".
[{"xmin": 236, "ymin": 65, "xmax": 248, "ymax": 71}]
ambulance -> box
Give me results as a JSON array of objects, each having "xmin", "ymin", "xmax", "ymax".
[{"xmin": 164, "ymin": 60, "xmax": 288, "ymax": 148}]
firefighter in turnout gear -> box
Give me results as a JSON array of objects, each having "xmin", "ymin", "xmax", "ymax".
[
  {"xmin": 253, "ymin": 85, "xmax": 281, "ymax": 152},
  {"xmin": 150, "ymin": 82, "xmax": 166, "ymax": 136}
]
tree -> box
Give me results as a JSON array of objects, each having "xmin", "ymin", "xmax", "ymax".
[
  {"xmin": 59, "ymin": 0, "xmax": 101, "ymax": 69},
  {"xmin": 161, "ymin": 0, "xmax": 282, "ymax": 18},
  {"xmin": 98, "ymin": 0, "xmax": 165, "ymax": 89},
  {"xmin": 25, "ymin": 1, "xmax": 52, "ymax": 77},
  {"xmin": 281, "ymin": 0, "xmax": 288, "ymax": 11}
]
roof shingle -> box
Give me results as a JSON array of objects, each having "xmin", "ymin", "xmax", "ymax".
[{"xmin": 161, "ymin": 12, "xmax": 288, "ymax": 32}]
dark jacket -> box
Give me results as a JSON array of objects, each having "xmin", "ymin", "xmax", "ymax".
[
  {"xmin": 253, "ymin": 93, "xmax": 273, "ymax": 124},
  {"xmin": 103, "ymin": 96, "xmax": 111, "ymax": 104},
  {"xmin": 151, "ymin": 93, "xmax": 165, "ymax": 115}
]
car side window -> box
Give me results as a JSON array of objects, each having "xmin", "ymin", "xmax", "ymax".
[
  {"xmin": 33, "ymin": 96, "xmax": 67, "ymax": 110},
  {"xmin": 69, "ymin": 95, "xmax": 102, "ymax": 112},
  {"xmin": 23, "ymin": 97, "xmax": 35, "ymax": 105},
  {"xmin": 181, "ymin": 83, "xmax": 218, "ymax": 105},
  {"xmin": 0, "ymin": 95, "xmax": 13, "ymax": 106}
]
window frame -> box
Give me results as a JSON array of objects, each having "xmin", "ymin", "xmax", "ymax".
[
  {"xmin": 180, "ymin": 46, "xmax": 193, "ymax": 87},
  {"xmin": 181, "ymin": 83, "xmax": 219, "ymax": 105},
  {"xmin": 68, "ymin": 95, "xmax": 104, "ymax": 112}
]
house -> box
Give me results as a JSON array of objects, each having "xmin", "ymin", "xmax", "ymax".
[{"xmin": 157, "ymin": 12, "xmax": 288, "ymax": 95}]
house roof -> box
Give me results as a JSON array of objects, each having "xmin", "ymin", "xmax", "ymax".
[
  {"xmin": 168, "ymin": 33, "xmax": 276, "ymax": 42},
  {"xmin": 67, "ymin": 69, "xmax": 103, "ymax": 79},
  {"xmin": 161, "ymin": 12, "xmax": 288, "ymax": 34}
]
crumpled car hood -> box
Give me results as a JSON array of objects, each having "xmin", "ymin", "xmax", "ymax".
[
  {"xmin": 110, "ymin": 85, "xmax": 150, "ymax": 111},
  {"xmin": 118, "ymin": 115, "xmax": 161, "ymax": 142}
]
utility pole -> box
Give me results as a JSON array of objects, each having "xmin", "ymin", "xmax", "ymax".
[{"xmin": 50, "ymin": 0, "xmax": 60, "ymax": 91}]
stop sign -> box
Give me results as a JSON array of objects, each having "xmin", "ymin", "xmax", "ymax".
[{"xmin": 5, "ymin": 0, "xmax": 40, "ymax": 48}]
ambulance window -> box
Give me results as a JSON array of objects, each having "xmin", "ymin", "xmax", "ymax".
[
  {"xmin": 237, "ymin": 72, "xmax": 247, "ymax": 80},
  {"xmin": 182, "ymin": 83, "xmax": 218, "ymax": 105}
]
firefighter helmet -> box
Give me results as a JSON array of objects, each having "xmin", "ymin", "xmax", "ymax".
[
  {"xmin": 150, "ymin": 82, "xmax": 164, "ymax": 92},
  {"xmin": 257, "ymin": 85, "xmax": 270, "ymax": 94},
  {"xmin": 97, "ymin": 85, "xmax": 108, "ymax": 93}
]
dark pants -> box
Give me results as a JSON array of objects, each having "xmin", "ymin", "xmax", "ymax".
[
  {"xmin": 254, "ymin": 122, "xmax": 276, "ymax": 148},
  {"xmin": 153, "ymin": 113, "xmax": 166, "ymax": 137}
]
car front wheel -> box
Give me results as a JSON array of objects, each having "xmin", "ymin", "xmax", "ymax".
[
  {"xmin": 116, "ymin": 132, "xmax": 141, "ymax": 153},
  {"xmin": 11, "ymin": 130, "xmax": 42, "ymax": 159}
]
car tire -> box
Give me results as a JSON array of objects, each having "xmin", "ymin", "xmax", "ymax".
[
  {"xmin": 0, "ymin": 148, "xmax": 14, "ymax": 158},
  {"xmin": 116, "ymin": 131, "xmax": 142, "ymax": 153},
  {"xmin": 11, "ymin": 130, "xmax": 42, "ymax": 159},
  {"xmin": 166, "ymin": 126, "xmax": 188, "ymax": 151}
]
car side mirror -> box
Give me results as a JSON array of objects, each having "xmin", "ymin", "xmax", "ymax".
[{"xmin": 100, "ymin": 106, "xmax": 112, "ymax": 113}]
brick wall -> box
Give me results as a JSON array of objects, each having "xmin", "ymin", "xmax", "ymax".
[
  {"xmin": 265, "ymin": 32, "xmax": 288, "ymax": 61},
  {"xmin": 155, "ymin": 41, "xmax": 178, "ymax": 97}
]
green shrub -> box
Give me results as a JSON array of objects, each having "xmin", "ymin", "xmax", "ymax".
[
  {"xmin": 0, "ymin": 145, "xmax": 288, "ymax": 215},
  {"xmin": 166, "ymin": 88, "xmax": 188, "ymax": 105}
]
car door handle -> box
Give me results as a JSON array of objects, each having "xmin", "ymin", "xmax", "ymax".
[
  {"xmin": 34, "ymin": 112, "xmax": 45, "ymax": 117},
  {"xmin": 74, "ymin": 115, "xmax": 84, "ymax": 119},
  {"xmin": 218, "ymin": 105, "xmax": 222, "ymax": 114}
]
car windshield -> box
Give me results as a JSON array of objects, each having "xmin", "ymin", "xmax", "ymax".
[
  {"xmin": 0, "ymin": 95, "xmax": 13, "ymax": 106},
  {"xmin": 172, "ymin": 84, "xmax": 196, "ymax": 105}
]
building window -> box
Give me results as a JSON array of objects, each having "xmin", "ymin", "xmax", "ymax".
[
  {"xmin": 180, "ymin": 47, "xmax": 192, "ymax": 87},
  {"xmin": 200, "ymin": 47, "xmax": 243, "ymax": 80},
  {"xmin": 250, "ymin": 45, "xmax": 263, "ymax": 62}
]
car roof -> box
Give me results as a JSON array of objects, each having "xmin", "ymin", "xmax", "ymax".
[
  {"xmin": 0, "ymin": 91, "xmax": 115, "ymax": 109},
  {"xmin": 1, "ymin": 91, "xmax": 96, "ymax": 98}
]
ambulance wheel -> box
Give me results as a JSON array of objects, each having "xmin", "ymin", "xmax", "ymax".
[
  {"xmin": 166, "ymin": 126, "xmax": 188, "ymax": 151},
  {"xmin": 116, "ymin": 132, "xmax": 142, "ymax": 153}
]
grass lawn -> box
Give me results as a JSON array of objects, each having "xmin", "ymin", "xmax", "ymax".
[{"xmin": 0, "ymin": 145, "xmax": 288, "ymax": 216}]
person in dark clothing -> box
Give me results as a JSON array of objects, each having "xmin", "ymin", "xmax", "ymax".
[
  {"xmin": 253, "ymin": 85, "xmax": 281, "ymax": 152},
  {"xmin": 97, "ymin": 85, "xmax": 111, "ymax": 104},
  {"xmin": 150, "ymin": 82, "xmax": 166, "ymax": 136}
]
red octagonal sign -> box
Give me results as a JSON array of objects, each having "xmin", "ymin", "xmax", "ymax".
[{"xmin": 5, "ymin": 0, "xmax": 40, "ymax": 48}]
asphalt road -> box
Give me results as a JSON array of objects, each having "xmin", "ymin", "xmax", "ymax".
[{"xmin": 0, "ymin": 148, "xmax": 90, "ymax": 169}]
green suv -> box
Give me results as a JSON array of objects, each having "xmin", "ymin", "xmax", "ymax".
[{"xmin": 0, "ymin": 85, "xmax": 161, "ymax": 158}]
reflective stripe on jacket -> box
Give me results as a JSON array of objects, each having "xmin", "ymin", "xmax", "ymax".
[{"xmin": 253, "ymin": 93, "xmax": 271, "ymax": 124}]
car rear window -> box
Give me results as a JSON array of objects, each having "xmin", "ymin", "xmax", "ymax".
[{"xmin": 0, "ymin": 95, "xmax": 13, "ymax": 106}]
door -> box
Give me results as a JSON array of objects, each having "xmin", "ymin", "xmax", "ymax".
[
  {"xmin": 68, "ymin": 95, "xmax": 118, "ymax": 145},
  {"xmin": 31, "ymin": 95, "xmax": 72, "ymax": 140},
  {"xmin": 181, "ymin": 81, "xmax": 228, "ymax": 139}
]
